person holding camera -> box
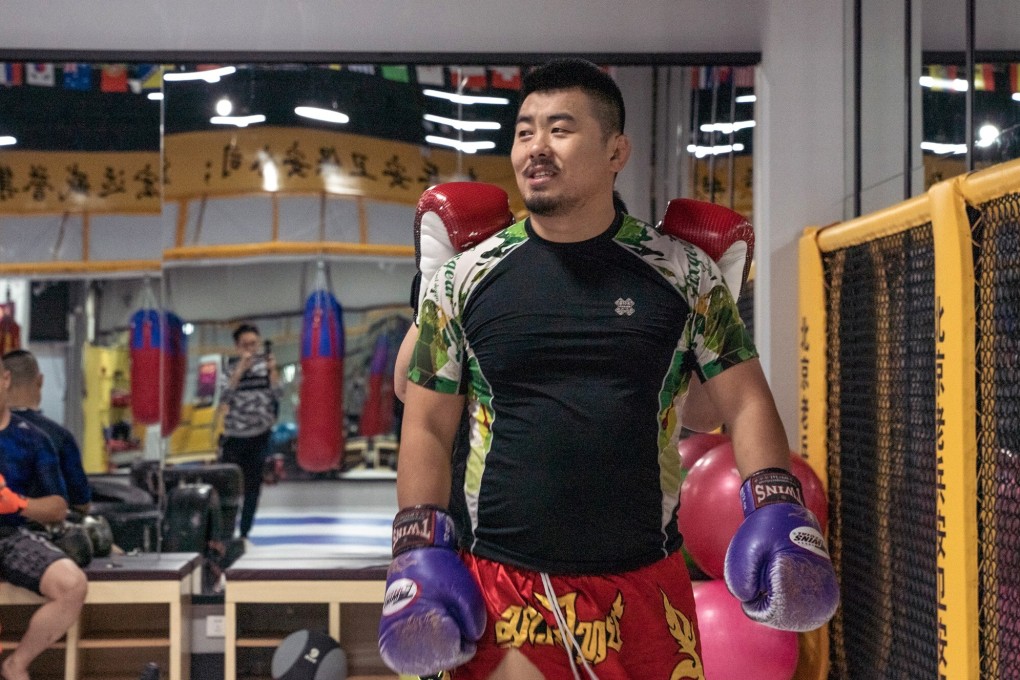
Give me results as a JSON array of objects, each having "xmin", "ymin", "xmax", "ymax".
[{"xmin": 217, "ymin": 323, "xmax": 281, "ymax": 541}]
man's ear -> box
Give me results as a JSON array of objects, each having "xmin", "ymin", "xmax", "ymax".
[
  {"xmin": 609, "ymin": 133, "xmax": 631, "ymax": 171},
  {"xmin": 37, "ymin": 373, "xmax": 44, "ymax": 391}
]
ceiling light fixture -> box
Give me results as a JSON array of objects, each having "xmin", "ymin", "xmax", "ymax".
[
  {"xmin": 686, "ymin": 143, "xmax": 745, "ymax": 158},
  {"xmin": 1013, "ymin": 93, "xmax": 1020, "ymax": 102},
  {"xmin": 215, "ymin": 98, "xmax": 233, "ymax": 116},
  {"xmin": 0, "ymin": 136, "xmax": 16, "ymax": 147},
  {"xmin": 918, "ymin": 75, "xmax": 968, "ymax": 92},
  {"xmin": 700, "ymin": 120, "xmax": 756, "ymax": 134},
  {"xmin": 422, "ymin": 89, "xmax": 510, "ymax": 106},
  {"xmin": 976, "ymin": 124, "xmax": 1000, "ymax": 148},
  {"xmin": 735, "ymin": 94, "xmax": 757, "ymax": 103},
  {"xmin": 164, "ymin": 66, "xmax": 238, "ymax": 83},
  {"xmin": 295, "ymin": 106, "xmax": 350, "ymax": 124},
  {"xmin": 147, "ymin": 92, "xmax": 164, "ymax": 101},
  {"xmin": 423, "ymin": 114, "xmax": 500, "ymax": 131},
  {"xmin": 425, "ymin": 136, "xmax": 496, "ymax": 153},
  {"xmin": 920, "ymin": 141, "xmax": 967, "ymax": 155},
  {"xmin": 210, "ymin": 114, "xmax": 267, "ymax": 128}
]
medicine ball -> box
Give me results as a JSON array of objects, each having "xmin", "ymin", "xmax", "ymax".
[{"xmin": 271, "ymin": 629, "xmax": 347, "ymax": 680}]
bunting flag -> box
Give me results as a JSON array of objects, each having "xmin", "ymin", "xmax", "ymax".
[
  {"xmin": 415, "ymin": 65, "xmax": 445, "ymax": 86},
  {"xmin": 62, "ymin": 63, "xmax": 93, "ymax": 91},
  {"xmin": 450, "ymin": 66, "xmax": 487, "ymax": 90},
  {"xmin": 379, "ymin": 65, "xmax": 410, "ymax": 83},
  {"xmin": 0, "ymin": 63, "xmax": 24, "ymax": 87},
  {"xmin": 26, "ymin": 63, "xmax": 55, "ymax": 87},
  {"xmin": 927, "ymin": 64, "xmax": 960, "ymax": 91},
  {"xmin": 733, "ymin": 66, "xmax": 755, "ymax": 88},
  {"xmin": 974, "ymin": 63, "xmax": 996, "ymax": 92},
  {"xmin": 100, "ymin": 64, "xmax": 129, "ymax": 92},
  {"xmin": 490, "ymin": 66, "xmax": 522, "ymax": 90},
  {"xmin": 129, "ymin": 64, "xmax": 163, "ymax": 93}
]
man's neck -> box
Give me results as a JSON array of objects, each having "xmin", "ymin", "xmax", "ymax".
[{"xmin": 528, "ymin": 197, "xmax": 617, "ymax": 244}]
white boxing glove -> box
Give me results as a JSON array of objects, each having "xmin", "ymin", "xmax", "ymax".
[
  {"xmin": 657, "ymin": 198, "xmax": 755, "ymax": 301},
  {"xmin": 414, "ymin": 182, "xmax": 515, "ymax": 315}
]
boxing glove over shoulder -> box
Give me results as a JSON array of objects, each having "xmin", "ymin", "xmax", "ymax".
[
  {"xmin": 414, "ymin": 182, "xmax": 514, "ymax": 316},
  {"xmin": 657, "ymin": 198, "xmax": 754, "ymax": 302}
]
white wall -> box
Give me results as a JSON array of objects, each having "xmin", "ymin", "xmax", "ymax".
[{"xmin": 0, "ymin": 1, "xmax": 767, "ymax": 54}]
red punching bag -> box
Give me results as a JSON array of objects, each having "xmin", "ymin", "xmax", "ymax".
[
  {"xmin": 297, "ymin": 288, "xmax": 345, "ymax": 472},
  {"xmin": 359, "ymin": 330, "xmax": 396, "ymax": 438},
  {"xmin": 129, "ymin": 309, "xmax": 188, "ymax": 435}
]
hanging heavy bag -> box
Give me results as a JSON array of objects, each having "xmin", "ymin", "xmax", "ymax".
[
  {"xmin": 297, "ymin": 287, "xmax": 345, "ymax": 473},
  {"xmin": 358, "ymin": 331, "xmax": 396, "ymax": 438},
  {"xmin": 129, "ymin": 309, "xmax": 188, "ymax": 435}
]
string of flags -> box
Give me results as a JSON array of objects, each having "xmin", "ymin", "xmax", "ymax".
[
  {"xmin": 0, "ymin": 62, "xmax": 531, "ymax": 94},
  {"xmin": 0, "ymin": 62, "xmax": 164, "ymax": 93},
  {"xmin": 0, "ymin": 62, "xmax": 617, "ymax": 95},
  {"xmin": 922, "ymin": 63, "xmax": 1019, "ymax": 92}
]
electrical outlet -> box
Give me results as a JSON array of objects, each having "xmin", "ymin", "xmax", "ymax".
[{"xmin": 206, "ymin": 615, "xmax": 225, "ymax": 638}]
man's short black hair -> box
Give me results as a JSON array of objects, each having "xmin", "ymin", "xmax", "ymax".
[
  {"xmin": 2, "ymin": 348, "xmax": 39, "ymax": 386},
  {"xmin": 233, "ymin": 323, "xmax": 260, "ymax": 344},
  {"xmin": 520, "ymin": 58, "xmax": 625, "ymax": 136}
]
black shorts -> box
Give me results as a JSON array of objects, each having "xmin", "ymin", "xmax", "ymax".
[{"xmin": 0, "ymin": 527, "xmax": 69, "ymax": 594}]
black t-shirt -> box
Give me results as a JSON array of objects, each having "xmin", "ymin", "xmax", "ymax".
[{"xmin": 411, "ymin": 214, "xmax": 757, "ymax": 574}]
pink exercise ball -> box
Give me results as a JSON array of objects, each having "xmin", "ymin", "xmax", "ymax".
[
  {"xmin": 678, "ymin": 443, "xmax": 830, "ymax": 580},
  {"xmin": 693, "ymin": 580, "xmax": 799, "ymax": 680},
  {"xmin": 678, "ymin": 432, "xmax": 731, "ymax": 472}
]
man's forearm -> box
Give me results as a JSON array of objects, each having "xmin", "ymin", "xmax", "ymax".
[{"xmin": 22, "ymin": 495, "xmax": 70, "ymax": 524}]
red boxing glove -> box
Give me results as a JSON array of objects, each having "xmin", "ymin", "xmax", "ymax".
[
  {"xmin": 657, "ymin": 198, "xmax": 754, "ymax": 301},
  {"xmin": 0, "ymin": 474, "xmax": 28, "ymax": 515},
  {"xmin": 414, "ymin": 182, "xmax": 514, "ymax": 315}
]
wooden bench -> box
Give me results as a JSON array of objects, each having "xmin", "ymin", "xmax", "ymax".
[
  {"xmin": 0, "ymin": 552, "xmax": 202, "ymax": 680},
  {"xmin": 224, "ymin": 556, "xmax": 393, "ymax": 680}
]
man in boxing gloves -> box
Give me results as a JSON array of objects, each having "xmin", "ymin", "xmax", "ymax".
[
  {"xmin": 0, "ymin": 360, "xmax": 87, "ymax": 680},
  {"xmin": 381, "ymin": 58, "xmax": 838, "ymax": 679}
]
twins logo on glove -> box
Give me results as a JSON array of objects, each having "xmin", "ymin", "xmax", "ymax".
[
  {"xmin": 723, "ymin": 468, "xmax": 840, "ymax": 632},
  {"xmin": 378, "ymin": 505, "xmax": 486, "ymax": 676}
]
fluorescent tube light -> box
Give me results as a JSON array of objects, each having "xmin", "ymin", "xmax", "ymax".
[
  {"xmin": 422, "ymin": 89, "xmax": 510, "ymax": 105},
  {"xmin": 423, "ymin": 114, "xmax": 500, "ymax": 131},
  {"xmin": 686, "ymin": 143, "xmax": 745, "ymax": 158},
  {"xmin": 295, "ymin": 107, "xmax": 350, "ymax": 124},
  {"xmin": 425, "ymin": 136, "xmax": 496, "ymax": 153},
  {"xmin": 0, "ymin": 136, "xmax": 16, "ymax": 147},
  {"xmin": 164, "ymin": 66, "xmax": 237, "ymax": 83},
  {"xmin": 920, "ymin": 141, "xmax": 966, "ymax": 155},
  {"xmin": 210, "ymin": 114, "xmax": 266, "ymax": 128},
  {"xmin": 700, "ymin": 120, "xmax": 756, "ymax": 134}
]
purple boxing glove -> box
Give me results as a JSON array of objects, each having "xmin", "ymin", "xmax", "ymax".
[
  {"xmin": 723, "ymin": 468, "xmax": 839, "ymax": 632},
  {"xmin": 378, "ymin": 505, "xmax": 486, "ymax": 676}
]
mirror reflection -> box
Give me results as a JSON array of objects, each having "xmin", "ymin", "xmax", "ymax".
[{"xmin": 0, "ymin": 58, "xmax": 776, "ymax": 582}]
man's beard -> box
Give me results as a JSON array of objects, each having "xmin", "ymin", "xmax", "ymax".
[{"xmin": 524, "ymin": 194, "xmax": 560, "ymax": 216}]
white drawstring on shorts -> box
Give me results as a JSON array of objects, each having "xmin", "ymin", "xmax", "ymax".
[{"xmin": 540, "ymin": 572, "xmax": 600, "ymax": 680}]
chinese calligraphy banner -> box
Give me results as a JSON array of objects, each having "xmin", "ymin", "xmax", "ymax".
[
  {"xmin": 0, "ymin": 151, "xmax": 161, "ymax": 215},
  {"xmin": 163, "ymin": 127, "xmax": 522, "ymax": 212}
]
